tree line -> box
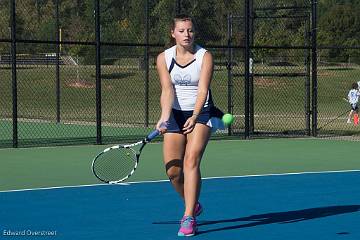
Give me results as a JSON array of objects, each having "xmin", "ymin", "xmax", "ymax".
[{"xmin": 0, "ymin": 0, "xmax": 359, "ymax": 63}]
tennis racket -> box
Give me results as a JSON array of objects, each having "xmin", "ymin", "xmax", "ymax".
[{"xmin": 92, "ymin": 129, "xmax": 161, "ymax": 184}]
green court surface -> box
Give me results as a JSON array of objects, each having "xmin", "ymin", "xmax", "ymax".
[{"xmin": 1, "ymin": 138, "xmax": 359, "ymax": 192}]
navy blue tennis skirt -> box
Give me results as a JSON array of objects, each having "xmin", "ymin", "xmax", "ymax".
[
  {"xmin": 166, "ymin": 107, "xmax": 211, "ymax": 133},
  {"xmin": 351, "ymin": 103, "xmax": 359, "ymax": 111}
]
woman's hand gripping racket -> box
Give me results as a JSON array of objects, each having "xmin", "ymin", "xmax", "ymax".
[{"xmin": 92, "ymin": 126, "xmax": 164, "ymax": 184}]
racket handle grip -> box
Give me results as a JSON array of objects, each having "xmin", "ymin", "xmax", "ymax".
[{"xmin": 146, "ymin": 129, "xmax": 160, "ymax": 142}]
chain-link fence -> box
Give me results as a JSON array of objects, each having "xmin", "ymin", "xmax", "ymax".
[
  {"xmin": 247, "ymin": 1, "xmax": 312, "ymax": 137},
  {"xmin": 317, "ymin": 48, "xmax": 360, "ymax": 139},
  {"xmin": 1, "ymin": 0, "xmax": 360, "ymax": 148}
]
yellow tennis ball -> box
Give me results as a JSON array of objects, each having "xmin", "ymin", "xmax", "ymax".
[{"xmin": 222, "ymin": 113, "xmax": 234, "ymax": 126}]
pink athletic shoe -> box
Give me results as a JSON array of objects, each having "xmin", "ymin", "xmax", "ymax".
[
  {"xmin": 178, "ymin": 216, "xmax": 197, "ymax": 237},
  {"xmin": 194, "ymin": 202, "xmax": 203, "ymax": 217}
]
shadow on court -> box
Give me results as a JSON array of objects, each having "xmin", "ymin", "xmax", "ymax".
[{"xmin": 153, "ymin": 205, "xmax": 360, "ymax": 235}]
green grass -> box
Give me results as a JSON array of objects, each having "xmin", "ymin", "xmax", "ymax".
[{"xmin": 1, "ymin": 63, "xmax": 360, "ymax": 145}]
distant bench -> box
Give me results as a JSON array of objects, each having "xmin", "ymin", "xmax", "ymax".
[{"xmin": 0, "ymin": 54, "xmax": 77, "ymax": 65}]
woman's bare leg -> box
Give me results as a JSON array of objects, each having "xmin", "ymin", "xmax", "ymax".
[
  {"xmin": 163, "ymin": 133, "xmax": 186, "ymax": 199},
  {"xmin": 183, "ymin": 124, "xmax": 211, "ymax": 216}
]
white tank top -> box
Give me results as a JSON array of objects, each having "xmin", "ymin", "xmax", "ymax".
[
  {"xmin": 348, "ymin": 89, "xmax": 360, "ymax": 104},
  {"xmin": 164, "ymin": 45, "xmax": 210, "ymax": 110}
]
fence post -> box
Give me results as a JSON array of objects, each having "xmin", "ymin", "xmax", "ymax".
[
  {"xmin": 176, "ymin": 0, "xmax": 181, "ymax": 14},
  {"xmin": 227, "ymin": 14, "xmax": 233, "ymax": 136},
  {"xmin": 144, "ymin": 0, "xmax": 149, "ymax": 127},
  {"xmin": 11, "ymin": 0, "xmax": 18, "ymax": 147},
  {"xmin": 55, "ymin": 0, "xmax": 61, "ymax": 123},
  {"xmin": 311, "ymin": 0, "xmax": 318, "ymax": 136},
  {"xmin": 95, "ymin": 0, "xmax": 102, "ymax": 144},
  {"xmin": 244, "ymin": 0, "xmax": 251, "ymax": 139},
  {"xmin": 305, "ymin": 13, "xmax": 311, "ymax": 136},
  {"xmin": 249, "ymin": 0, "xmax": 254, "ymax": 135}
]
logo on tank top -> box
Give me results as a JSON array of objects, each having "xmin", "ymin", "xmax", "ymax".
[{"xmin": 174, "ymin": 74, "xmax": 191, "ymax": 86}]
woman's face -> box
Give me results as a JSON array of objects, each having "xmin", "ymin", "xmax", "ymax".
[{"xmin": 171, "ymin": 20, "xmax": 195, "ymax": 47}]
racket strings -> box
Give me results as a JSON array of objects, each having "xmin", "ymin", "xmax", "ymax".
[{"xmin": 93, "ymin": 147, "xmax": 137, "ymax": 182}]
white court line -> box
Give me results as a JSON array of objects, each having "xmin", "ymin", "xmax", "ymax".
[{"xmin": 1, "ymin": 169, "xmax": 360, "ymax": 194}]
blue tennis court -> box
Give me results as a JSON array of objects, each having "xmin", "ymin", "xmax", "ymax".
[{"xmin": 1, "ymin": 171, "xmax": 359, "ymax": 240}]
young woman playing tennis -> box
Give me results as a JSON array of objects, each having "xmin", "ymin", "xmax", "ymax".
[
  {"xmin": 155, "ymin": 14, "xmax": 215, "ymax": 237},
  {"xmin": 347, "ymin": 82, "xmax": 360, "ymax": 124}
]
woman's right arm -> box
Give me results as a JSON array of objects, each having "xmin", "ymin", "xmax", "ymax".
[{"xmin": 156, "ymin": 52, "xmax": 174, "ymax": 130}]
